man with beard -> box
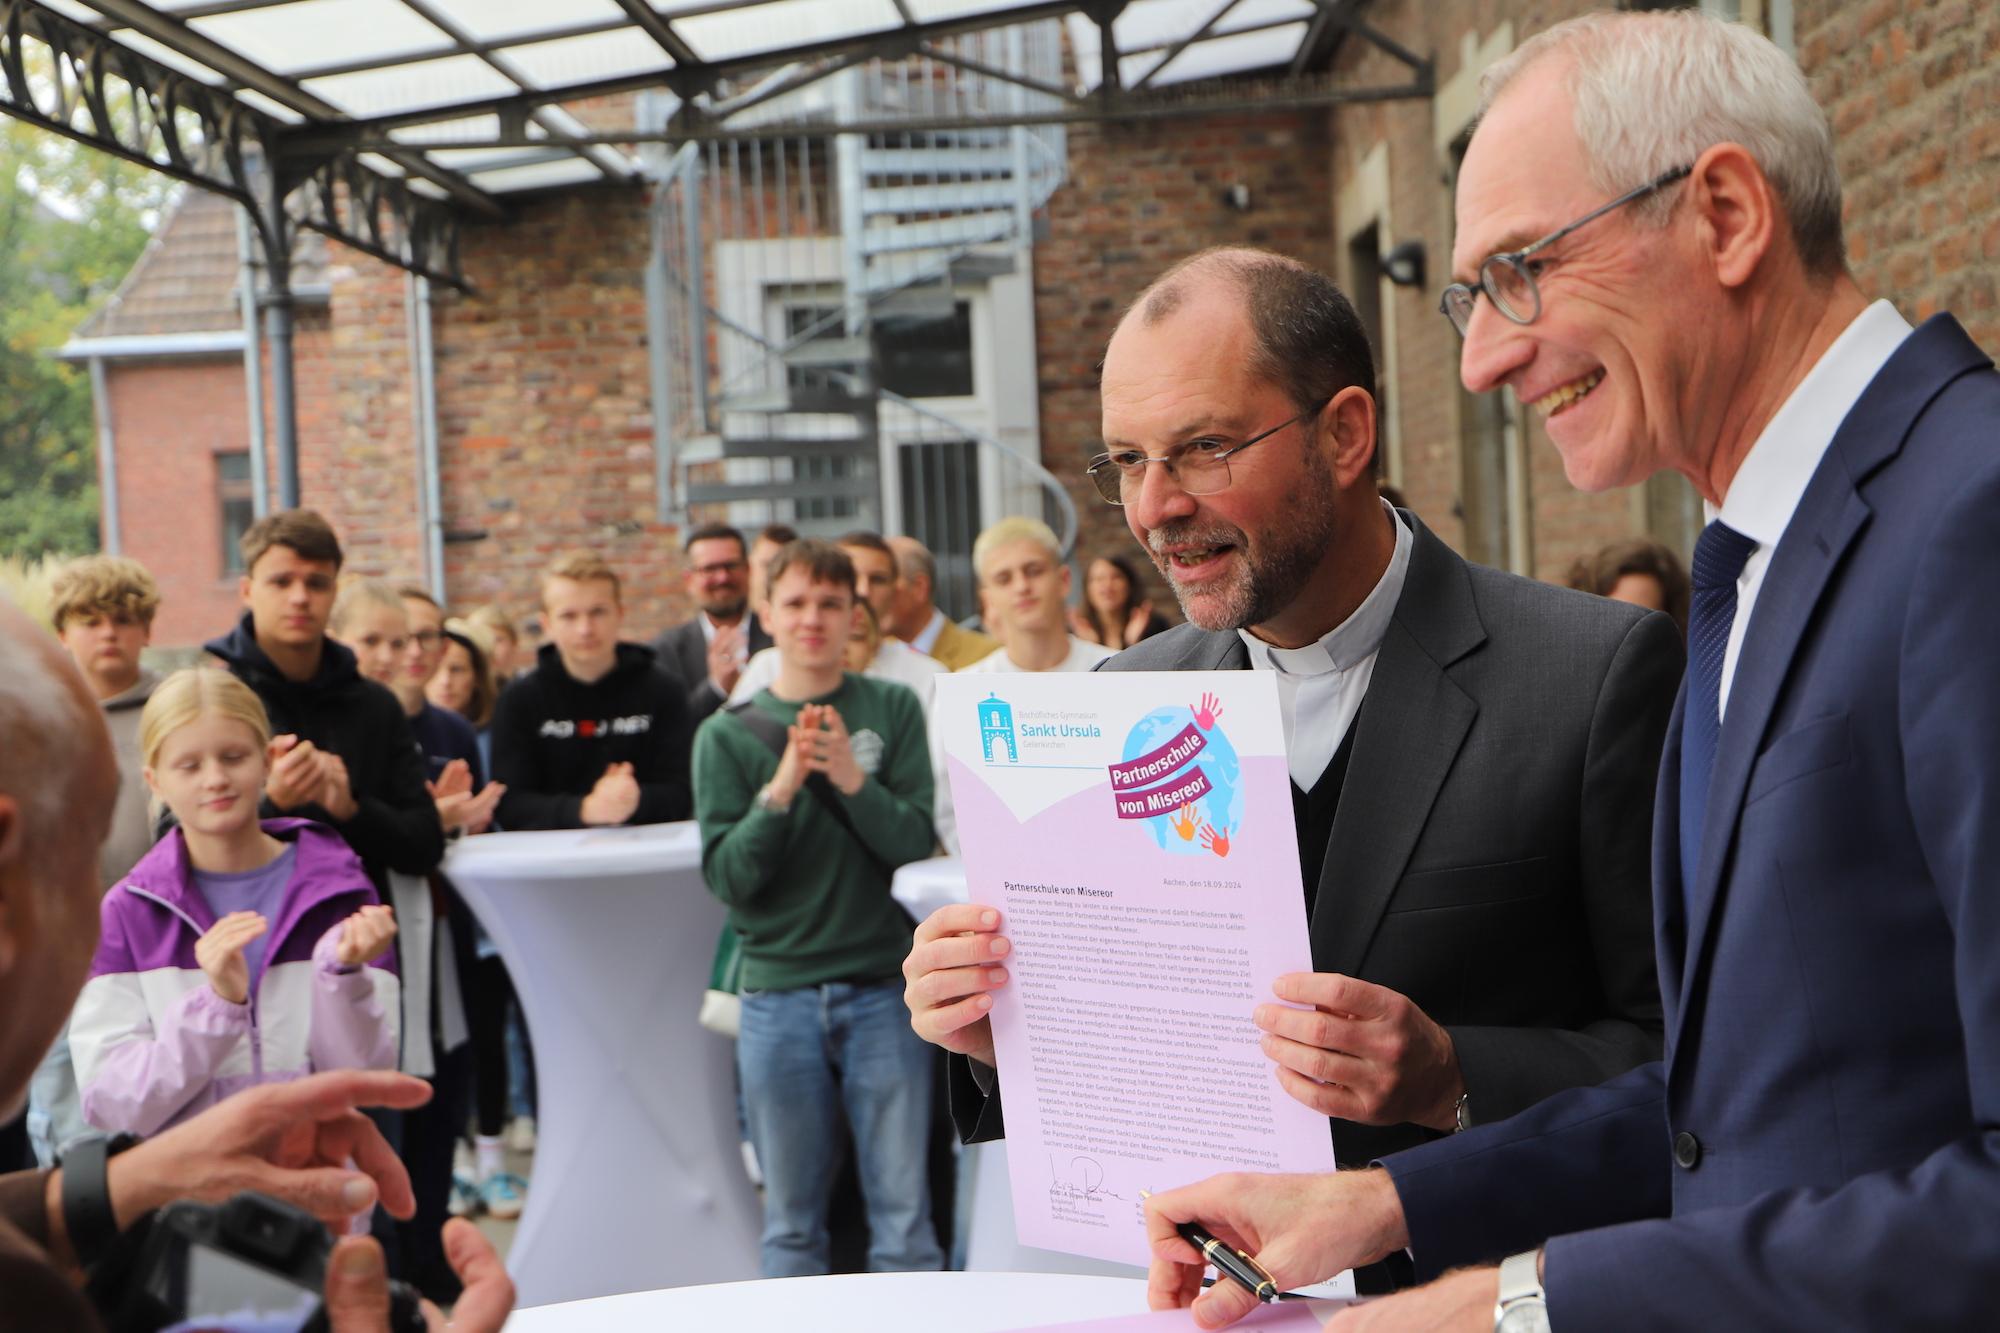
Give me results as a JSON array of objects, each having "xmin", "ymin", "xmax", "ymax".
[
  {"xmin": 904, "ymin": 250, "xmax": 1681, "ymax": 1234},
  {"xmin": 653, "ymin": 524, "xmax": 772, "ymax": 723}
]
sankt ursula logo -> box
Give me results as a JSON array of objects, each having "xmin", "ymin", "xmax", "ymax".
[{"xmin": 978, "ymin": 693, "xmax": 1019, "ymax": 764}]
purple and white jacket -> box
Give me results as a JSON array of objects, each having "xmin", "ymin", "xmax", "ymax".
[{"xmin": 71, "ymin": 818, "xmax": 401, "ymax": 1137}]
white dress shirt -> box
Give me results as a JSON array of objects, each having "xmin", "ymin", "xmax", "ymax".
[
  {"xmin": 730, "ymin": 637, "xmax": 945, "ymax": 716},
  {"xmin": 911, "ymin": 608, "xmax": 948, "ymax": 656},
  {"xmin": 960, "ymin": 635, "xmax": 1114, "ymax": 674},
  {"xmin": 1710, "ymin": 300, "xmax": 1912, "ymax": 716},
  {"xmin": 1237, "ymin": 503, "xmax": 1412, "ymax": 790}
]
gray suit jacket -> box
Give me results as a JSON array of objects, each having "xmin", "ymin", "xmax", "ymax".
[
  {"xmin": 952, "ymin": 515, "xmax": 1678, "ymax": 1165},
  {"xmin": 651, "ymin": 613, "xmax": 772, "ymax": 722}
]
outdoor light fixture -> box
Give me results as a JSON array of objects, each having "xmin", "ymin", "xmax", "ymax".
[
  {"xmin": 1380, "ymin": 239, "xmax": 1426, "ymax": 288},
  {"xmin": 1221, "ymin": 183, "xmax": 1252, "ymax": 212}
]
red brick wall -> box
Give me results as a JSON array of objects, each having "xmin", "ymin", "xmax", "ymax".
[
  {"xmin": 1797, "ymin": 0, "xmax": 2000, "ymax": 353},
  {"xmin": 1030, "ymin": 112, "xmax": 1335, "ymax": 612},
  {"xmin": 103, "ymin": 357, "xmax": 252, "ymax": 650}
]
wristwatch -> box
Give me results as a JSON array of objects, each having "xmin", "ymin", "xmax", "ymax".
[
  {"xmin": 1454, "ymin": 1091, "xmax": 1472, "ymax": 1133},
  {"xmin": 1494, "ymin": 1249, "xmax": 1550, "ymax": 1333},
  {"xmin": 753, "ymin": 783, "xmax": 792, "ymax": 815},
  {"xmin": 59, "ymin": 1132, "xmax": 142, "ymax": 1269}
]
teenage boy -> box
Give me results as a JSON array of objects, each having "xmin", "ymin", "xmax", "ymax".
[
  {"xmin": 693, "ymin": 540, "xmax": 942, "ymax": 1277},
  {"xmin": 961, "ymin": 517, "xmax": 1113, "ymax": 674},
  {"xmin": 490, "ymin": 553, "xmax": 693, "ymax": 830},
  {"xmin": 204, "ymin": 510, "xmax": 443, "ymax": 893},
  {"xmin": 30, "ymin": 556, "xmax": 166, "ymax": 1164}
]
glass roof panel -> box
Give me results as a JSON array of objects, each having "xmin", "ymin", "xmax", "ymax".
[
  {"xmin": 675, "ymin": 0, "xmax": 904, "ymax": 64},
  {"xmin": 1146, "ymin": 20, "xmax": 1306, "ymax": 84},
  {"xmin": 233, "ymin": 89, "xmax": 307, "ymax": 125},
  {"xmin": 901, "ymin": 0, "xmax": 1034, "ymax": 21},
  {"xmin": 497, "ymin": 29, "xmax": 674, "ymax": 88},
  {"xmin": 389, "ymin": 115, "xmax": 505, "ymax": 147},
  {"xmin": 33, "ymin": 0, "xmax": 99, "ymax": 21},
  {"xmin": 109, "ymin": 30, "xmax": 231, "ymax": 86},
  {"xmin": 425, "ymin": 0, "xmax": 630, "ymax": 44},
  {"xmin": 303, "ymin": 55, "xmax": 520, "ymax": 117},
  {"xmin": 192, "ymin": 0, "xmax": 454, "ymax": 77},
  {"xmin": 466, "ymin": 157, "xmax": 605, "ymax": 193},
  {"xmin": 357, "ymin": 153, "xmax": 405, "ymax": 176},
  {"xmin": 426, "ymin": 144, "xmax": 556, "ymax": 170}
]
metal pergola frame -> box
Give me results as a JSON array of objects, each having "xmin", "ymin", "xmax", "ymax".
[{"xmin": 7, "ymin": 0, "xmax": 1430, "ymax": 507}]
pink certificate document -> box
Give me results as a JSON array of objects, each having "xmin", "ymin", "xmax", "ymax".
[{"xmin": 934, "ymin": 671, "xmax": 1339, "ymax": 1268}]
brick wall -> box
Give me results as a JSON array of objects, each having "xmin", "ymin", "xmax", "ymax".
[
  {"xmin": 1030, "ymin": 111, "xmax": 1335, "ymax": 613},
  {"xmin": 1797, "ymin": 0, "xmax": 2000, "ymax": 353},
  {"xmin": 104, "ymin": 357, "xmax": 251, "ymax": 649}
]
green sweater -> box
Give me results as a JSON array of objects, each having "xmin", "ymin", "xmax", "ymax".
[{"xmin": 693, "ymin": 673, "xmax": 936, "ymax": 991}]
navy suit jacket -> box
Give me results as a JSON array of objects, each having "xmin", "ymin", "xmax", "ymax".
[{"xmin": 1383, "ymin": 315, "xmax": 2000, "ymax": 1329}]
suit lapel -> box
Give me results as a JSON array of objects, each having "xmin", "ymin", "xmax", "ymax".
[
  {"xmin": 1313, "ymin": 519, "xmax": 1482, "ymax": 977},
  {"xmin": 1670, "ymin": 316, "xmax": 1990, "ymax": 1048}
]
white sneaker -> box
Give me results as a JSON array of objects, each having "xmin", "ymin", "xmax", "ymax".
[
  {"xmin": 505, "ymin": 1116, "xmax": 537, "ymax": 1154},
  {"xmin": 480, "ymin": 1171, "xmax": 527, "ymax": 1222}
]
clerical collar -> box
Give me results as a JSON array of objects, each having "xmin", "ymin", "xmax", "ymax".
[{"xmin": 1237, "ymin": 503, "xmax": 1411, "ymax": 677}]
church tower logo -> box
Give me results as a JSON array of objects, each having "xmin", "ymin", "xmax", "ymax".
[{"xmin": 978, "ymin": 693, "xmax": 1018, "ymax": 764}]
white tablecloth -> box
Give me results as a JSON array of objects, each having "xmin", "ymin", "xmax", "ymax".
[
  {"xmin": 892, "ymin": 859, "xmax": 1140, "ymax": 1281},
  {"xmin": 445, "ymin": 823, "xmax": 762, "ymax": 1308},
  {"xmin": 508, "ymin": 1270, "xmax": 1153, "ymax": 1332}
]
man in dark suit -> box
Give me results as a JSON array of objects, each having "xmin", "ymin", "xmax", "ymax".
[
  {"xmin": 1142, "ymin": 12, "xmax": 2000, "ymax": 1331},
  {"xmin": 651, "ymin": 523, "xmax": 771, "ymax": 721},
  {"xmin": 903, "ymin": 242, "xmax": 1681, "ymax": 1175}
]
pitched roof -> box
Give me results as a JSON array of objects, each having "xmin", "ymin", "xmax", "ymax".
[{"xmin": 73, "ymin": 186, "xmax": 328, "ymax": 342}]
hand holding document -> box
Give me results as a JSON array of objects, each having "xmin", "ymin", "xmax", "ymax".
[{"xmin": 934, "ymin": 672, "xmax": 1340, "ymax": 1272}]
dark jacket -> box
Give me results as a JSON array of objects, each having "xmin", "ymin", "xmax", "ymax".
[
  {"xmin": 205, "ymin": 615, "xmax": 443, "ymax": 893},
  {"xmin": 490, "ymin": 642, "xmax": 694, "ymax": 830},
  {"xmin": 650, "ymin": 612, "xmax": 772, "ymax": 723}
]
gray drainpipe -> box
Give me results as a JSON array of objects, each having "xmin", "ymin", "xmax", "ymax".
[
  {"xmin": 235, "ymin": 205, "xmax": 270, "ymax": 517},
  {"xmin": 89, "ymin": 357, "xmax": 120, "ymax": 555},
  {"xmin": 407, "ymin": 272, "xmax": 445, "ymax": 600}
]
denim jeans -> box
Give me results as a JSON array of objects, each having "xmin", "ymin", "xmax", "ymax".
[{"xmin": 737, "ymin": 978, "xmax": 944, "ymax": 1277}]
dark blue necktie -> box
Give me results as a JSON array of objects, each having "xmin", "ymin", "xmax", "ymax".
[{"xmin": 1679, "ymin": 520, "xmax": 1758, "ymax": 890}]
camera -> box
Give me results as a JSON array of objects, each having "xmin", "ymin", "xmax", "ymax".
[{"xmin": 96, "ymin": 1191, "xmax": 426, "ymax": 1333}]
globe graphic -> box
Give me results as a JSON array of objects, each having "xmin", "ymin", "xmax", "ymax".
[{"xmin": 1121, "ymin": 706, "xmax": 1244, "ymax": 854}]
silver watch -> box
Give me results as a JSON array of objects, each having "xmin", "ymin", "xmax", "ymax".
[
  {"xmin": 1494, "ymin": 1249, "xmax": 1549, "ymax": 1333},
  {"xmin": 753, "ymin": 783, "xmax": 792, "ymax": 815}
]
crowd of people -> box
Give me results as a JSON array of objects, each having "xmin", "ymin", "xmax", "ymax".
[{"xmin": 3, "ymin": 7, "xmax": 1995, "ymax": 1330}]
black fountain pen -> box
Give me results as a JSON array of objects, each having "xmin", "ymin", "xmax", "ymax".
[{"xmin": 1140, "ymin": 1191, "xmax": 1279, "ymax": 1303}]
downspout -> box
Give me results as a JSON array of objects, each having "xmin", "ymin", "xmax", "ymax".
[
  {"xmin": 407, "ymin": 271, "xmax": 445, "ymax": 600},
  {"xmin": 89, "ymin": 357, "xmax": 120, "ymax": 555},
  {"xmin": 264, "ymin": 286, "xmax": 300, "ymax": 508},
  {"xmin": 234, "ymin": 205, "xmax": 270, "ymax": 517}
]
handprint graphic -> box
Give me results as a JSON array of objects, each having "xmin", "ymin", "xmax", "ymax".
[
  {"xmin": 1170, "ymin": 804, "xmax": 1200, "ymax": 841},
  {"xmin": 1192, "ymin": 692, "xmax": 1224, "ymax": 731},
  {"xmin": 1199, "ymin": 823, "xmax": 1232, "ymax": 858}
]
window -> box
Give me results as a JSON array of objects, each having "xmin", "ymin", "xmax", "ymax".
[
  {"xmin": 1448, "ymin": 130, "xmax": 1524, "ymax": 572},
  {"xmin": 876, "ymin": 301, "xmax": 974, "ymax": 399},
  {"xmin": 218, "ymin": 453, "xmax": 254, "ymax": 576}
]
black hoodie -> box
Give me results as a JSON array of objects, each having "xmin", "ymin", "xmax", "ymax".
[
  {"xmin": 490, "ymin": 641, "xmax": 693, "ymax": 830},
  {"xmin": 205, "ymin": 613, "xmax": 444, "ymax": 888}
]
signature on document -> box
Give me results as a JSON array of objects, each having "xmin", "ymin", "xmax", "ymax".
[{"xmin": 1047, "ymin": 1153, "xmax": 1125, "ymax": 1206}]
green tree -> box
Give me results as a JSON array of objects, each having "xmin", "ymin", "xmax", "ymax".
[{"xmin": 0, "ymin": 119, "xmax": 171, "ymax": 560}]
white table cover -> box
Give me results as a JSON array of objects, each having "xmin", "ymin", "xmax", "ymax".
[
  {"xmin": 445, "ymin": 822, "xmax": 762, "ymax": 1308},
  {"xmin": 508, "ymin": 1270, "xmax": 1154, "ymax": 1332}
]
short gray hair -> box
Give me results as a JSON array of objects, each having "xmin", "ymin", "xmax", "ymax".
[
  {"xmin": 1480, "ymin": 10, "xmax": 1845, "ymax": 276},
  {"xmin": 0, "ymin": 609, "xmax": 87, "ymax": 871}
]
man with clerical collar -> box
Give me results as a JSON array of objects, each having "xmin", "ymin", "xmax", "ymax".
[{"xmin": 903, "ymin": 246, "xmax": 1683, "ymax": 1229}]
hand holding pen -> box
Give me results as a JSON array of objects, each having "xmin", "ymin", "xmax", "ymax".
[
  {"xmin": 1142, "ymin": 1190, "xmax": 1278, "ymax": 1303},
  {"xmin": 1143, "ymin": 1171, "xmax": 1409, "ymax": 1329}
]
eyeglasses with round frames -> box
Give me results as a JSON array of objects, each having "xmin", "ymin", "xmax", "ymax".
[
  {"xmin": 1439, "ymin": 164, "xmax": 1693, "ymax": 338},
  {"xmin": 1086, "ymin": 398, "xmax": 1331, "ymax": 507}
]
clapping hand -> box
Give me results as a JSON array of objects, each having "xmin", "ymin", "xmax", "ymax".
[
  {"xmin": 196, "ymin": 911, "xmax": 268, "ymax": 1004},
  {"xmin": 708, "ymin": 622, "xmax": 745, "ymax": 695},
  {"xmin": 265, "ymin": 736, "xmax": 324, "ymax": 812},
  {"xmin": 317, "ymin": 751, "xmax": 359, "ymax": 822},
  {"xmin": 335, "ymin": 904, "xmax": 398, "ymax": 968},
  {"xmin": 427, "ymin": 759, "xmax": 503, "ymax": 834},
  {"xmin": 580, "ymin": 762, "xmax": 640, "ymax": 826},
  {"xmin": 806, "ymin": 705, "xmax": 865, "ymax": 795}
]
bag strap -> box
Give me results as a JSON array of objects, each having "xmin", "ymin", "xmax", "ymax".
[{"xmin": 724, "ymin": 700, "xmax": 893, "ymax": 883}]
